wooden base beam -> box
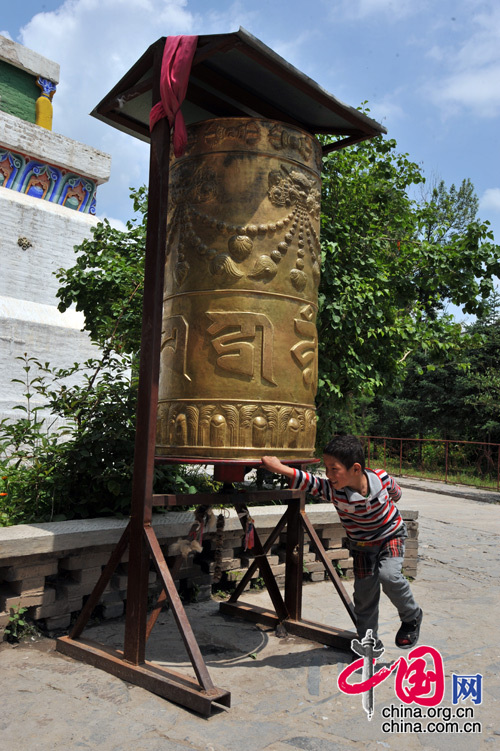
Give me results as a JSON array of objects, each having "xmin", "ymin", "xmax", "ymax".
[
  {"xmin": 57, "ymin": 636, "xmax": 230, "ymax": 716},
  {"xmin": 219, "ymin": 601, "xmax": 356, "ymax": 650}
]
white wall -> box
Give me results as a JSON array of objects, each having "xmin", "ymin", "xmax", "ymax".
[{"xmin": 0, "ymin": 189, "xmax": 103, "ymax": 422}]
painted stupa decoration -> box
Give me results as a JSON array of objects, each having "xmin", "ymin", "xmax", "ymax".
[{"xmin": 0, "ymin": 35, "xmax": 99, "ymax": 213}]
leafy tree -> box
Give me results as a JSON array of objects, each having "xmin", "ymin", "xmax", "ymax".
[
  {"xmin": 457, "ymin": 295, "xmax": 500, "ymax": 442},
  {"xmin": 316, "ymin": 133, "xmax": 500, "ymax": 445},
  {"xmin": 419, "ymin": 178, "xmax": 479, "ymax": 245},
  {"xmin": 0, "ymin": 353, "xmax": 137, "ymax": 524},
  {"xmin": 56, "ymin": 185, "xmax": 148, "ymax": 354},
  {"xmin": 364, "ymin": 294, "xmax": 500, "ymax": 445}
]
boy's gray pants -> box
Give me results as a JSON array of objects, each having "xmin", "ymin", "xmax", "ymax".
[{"xmin": 350, "ymin": 527, "xmax": 420, "ymax": 640}]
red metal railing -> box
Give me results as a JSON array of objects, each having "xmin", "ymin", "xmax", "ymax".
[{"xmin": 359, "ymin": 435, "xmax": 500, "ymax": 492}]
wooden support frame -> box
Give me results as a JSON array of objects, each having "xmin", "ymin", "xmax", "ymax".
[
  {"xmin": 57, "ymin": 484, "xmax": 357, "ymax": 716},
  {"xmin": 57, "ymin": 512, "xmax": 232, "ymax": 715},
  {"xmin": 219, "ymin": 489, "xmax": 357, "ymax": 650}
]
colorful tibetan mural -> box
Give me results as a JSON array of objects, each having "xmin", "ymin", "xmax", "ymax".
[{"xmin": 0, "ymin": 147, "xmax": 97, "ymax": 214}]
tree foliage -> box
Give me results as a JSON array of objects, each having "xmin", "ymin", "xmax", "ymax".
[
  {"xmin": 419, "ymin": 177, "xmax": 478, "ymax": 245},
  {"xmin": 0, "ymin": 353, "xmax": 205, "ymax": 526},
  {"xmin": 56, "ymin": 186, "xmax": 148, "ymax": 353},
  {"xmin": 363, "ymin": 294, "xmax": 500, "ymax": 444},
  {"xmin": 316, "ymin": 132, "xmax": 500, "ymax": 444}
]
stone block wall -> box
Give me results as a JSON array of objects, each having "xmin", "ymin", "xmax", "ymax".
[{"xmin": 0, "ymin": 506, "xmax": 418, "ymax": 638}]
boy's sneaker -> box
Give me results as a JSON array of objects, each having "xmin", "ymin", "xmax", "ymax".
[{"xmin": 395, "ymin": 608, "xmax": 423, "ymax": 649}]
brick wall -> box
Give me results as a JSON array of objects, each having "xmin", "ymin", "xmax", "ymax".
[{"xmin": 0, "ymin": 506, "xmax": 418, "ymax": 638}]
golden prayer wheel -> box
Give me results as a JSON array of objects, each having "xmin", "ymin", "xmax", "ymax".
[{"xmin": 156, "ymin": 117, "xmax": 322, "ymax": 459}]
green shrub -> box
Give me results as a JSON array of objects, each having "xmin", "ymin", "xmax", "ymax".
[{"xmin": 0, "ymin": 354, "xmax": 209, "ymax": 526}]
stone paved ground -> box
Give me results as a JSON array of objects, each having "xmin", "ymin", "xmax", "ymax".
[{"xmin": 1, "ymin": 483, "xmax": 499, "ymax": 751}]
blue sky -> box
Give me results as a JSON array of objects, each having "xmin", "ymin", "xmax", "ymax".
[{"xmin": 2, "ymin": 0, "xmax": 500, "ymax": 311}]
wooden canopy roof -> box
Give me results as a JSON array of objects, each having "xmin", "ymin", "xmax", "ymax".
[{"xmin": 91, "ymin": 27, "xmax": 386, "ymax": 155}]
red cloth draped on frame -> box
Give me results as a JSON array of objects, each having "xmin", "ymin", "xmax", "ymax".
[{"xmin": 149, "ymin": 35, "xmax": 198, "ymax": 157}]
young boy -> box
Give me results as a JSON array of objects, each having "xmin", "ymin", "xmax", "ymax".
[{"xmin": 261, "ymin": 434, "xmax": 422, "ymax": 650}]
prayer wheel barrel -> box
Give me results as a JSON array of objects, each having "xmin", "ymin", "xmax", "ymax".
[{"xmin": 156, "ymin": 117, "xmax": 322, "ymax": 459}]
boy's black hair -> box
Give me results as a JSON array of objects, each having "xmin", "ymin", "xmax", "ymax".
[{"xmin": 323, "ymin": 434, "xmax": 365, "ymax": 471}]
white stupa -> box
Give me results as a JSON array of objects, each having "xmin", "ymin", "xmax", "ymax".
[{"xmin": 0, "ymin": 36, "xmax": 112, "ymax": 421}]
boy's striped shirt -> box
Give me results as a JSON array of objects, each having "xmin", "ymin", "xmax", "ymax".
[{"xmin": 291, "ymin": 467, "xmax": 403, "ymax": 543}]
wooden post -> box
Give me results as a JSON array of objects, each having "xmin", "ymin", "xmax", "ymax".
[{"xmin": 123, "ymin": 47, "xmax": 171, "ymax": 665}]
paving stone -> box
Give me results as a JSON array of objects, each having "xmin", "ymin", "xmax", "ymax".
[
  {"xmin": 319, "ymin": 537, "xmax": 344, "ymax": 548},
  {"xmin": 403, "ymin": 566, "xmax": 417, "ymax": 577},
  {"xmin": 241, "ymin": 554, "xmax": 279, "ymax": 567},
  {"xmin": 43, "ymin": 613, "xmax": 72, "ymax": 631},
  {"xmin": 110, "ymin": 573, "xmax": 128, "ymax": 590},
  {"xmin": 0, "ymin": 585, "xmax": 44, "ymax": 610},
  {"xmin": 195, "ymin": 584, "xmax": 212, "ymax": 601},
  {"xmin": 403, "ymin": 551, "xmax": 418, "ymax": 560},
  {"xmin": 70, "ymin": 567, "xmax": 103, "ymax": 585},
  {"xmin": 224, "ymin": 568, "xmax": 247, "ymax": 582},
  {"xmin": 270, "ymin": 563, "xmax": 286, "ymax": 576},
  {"xmin": 59, "ymin": 552, "xmax": 111, "ymax": 570},
  {"xmin": 39, "ymin": 585, "xmax": 57, "ymax": 606},
  {"xmin": 32, "ymin": 596, "xmax": 82, "ymax": 620},
  {"xmin": 0, "ymin": 561, "xmax": 58, "ymax": 580},
  {"xmin": 100, "ymin": 590, "xmax": 124, "ymax": 604},
  {"xmin": 56, "ymin": 581, "xmax": 85, "ymax": 599},
  {"xmin": 317, "ymin": 525, "xmax": 344, "ymax": 537},
  {"xmin": 309, "ymin": 572, "xmax": 325, "ymax": 582},
  {"xmin": 304, "ymin": 561, "xmax": 327, "ymax": 573},
  {"xmin": 302, "ymin": 552, "xmax": 318, "ymax": 563},
  {"xmin": 319, "ymin": 549, "xmax": 349, "ymax": 561},
  {"xmin": 101, "ymin": 601, "xmax": 124, "ymax": 619},
  {"xmin": 400, "ymin": 509, "xmax": 418, "ymax": 520},
  {"xmin": 9, "ymin": 577, "xmax": 45, "ymax": 595},
  {"xmin": 220, "ymin": 547, "xmax": 242, "ymax": 559},
  {"xmin": 221, "ymin": 559, "xmax": 243, "ymax": 571}
]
